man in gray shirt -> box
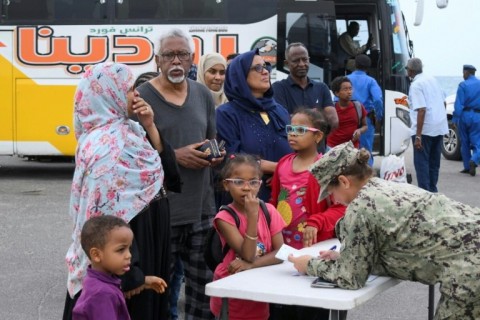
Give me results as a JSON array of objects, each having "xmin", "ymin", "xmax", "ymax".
[{"xmin": 137, "ymin": 28, "xmax": 220, "ymax": 320}]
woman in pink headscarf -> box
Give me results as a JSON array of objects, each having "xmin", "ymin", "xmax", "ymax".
[{"xmin": 63, "ymin": 62, "xmax": 181, "ymax": 320}]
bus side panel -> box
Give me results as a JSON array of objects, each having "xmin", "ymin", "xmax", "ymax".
[
  {"xmin": 15, "ymin": 79, "xmax": 77, "ymax": 156},
  {"xmin": 384, "ymin": 89, "xmax": 411, "ymax": 155},
  {"xmin": 0, "ymin": 31, "xmax": 14, "ymax": 155},
  {"xmin": 6, "ymin": 22, "xmax": 278, "ymax": 157}
]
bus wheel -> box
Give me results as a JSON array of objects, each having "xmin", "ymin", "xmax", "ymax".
[{"xmin": 442, "ymin": 122, "xmax": 462, "ymax": 161}]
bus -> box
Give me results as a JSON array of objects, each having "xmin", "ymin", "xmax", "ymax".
[{"xmin": 0, "ymin": 0, "xmax": 412, "ymax": 158}]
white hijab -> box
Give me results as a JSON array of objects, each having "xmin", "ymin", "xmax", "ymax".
[{"xmin": 197, "ymin": 53, "xmax": 228, "ymax": 107}]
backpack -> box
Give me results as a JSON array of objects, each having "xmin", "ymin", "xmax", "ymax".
[
  {"xmin": 203, "ymin": 200, "xmax": 271, "ymax": 272},
  {"xmin": 352, "ymin": 100, "xmax": 363, "ymax": 128}
]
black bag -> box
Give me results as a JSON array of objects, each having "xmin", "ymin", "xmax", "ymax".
[{"xmin": 203, "ymin": 200, "xmax": 271, "ymax": 272}]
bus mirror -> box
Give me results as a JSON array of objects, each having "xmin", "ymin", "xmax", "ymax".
[
  {"xmin": 436, "ymin": 0, "xmax": 448, "ymax": 9},
  {"xmin": 413, "ymin": 0, "xmax": 424, "ymax": 26}
]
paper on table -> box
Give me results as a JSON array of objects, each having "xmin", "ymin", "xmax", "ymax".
[{"xmin": 275, "ymin": 244, "xmax": 301, "ymax": 261}]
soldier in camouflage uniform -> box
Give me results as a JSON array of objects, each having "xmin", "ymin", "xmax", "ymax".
[{"xmin": 288, "ymin": 141, "xmax": 480, "ymax": 319}]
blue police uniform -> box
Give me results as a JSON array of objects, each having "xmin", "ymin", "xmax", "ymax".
[
  {"xmin": 453, "ymin": 70, "xmax": 480, "ymax": 175},
  {"xmin": 348, "ymin": 70, "xmax": 383, "ymax": 165}
]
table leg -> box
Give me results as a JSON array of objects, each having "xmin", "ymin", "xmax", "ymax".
[
  {"xmin": 330, "ymin": 310, "xmax": 348, "ymax": 320},
  {"xmin": 219, "ymin": 297, "xmax": 229, "ymax": 320},
  {"xmin": 428, "ymin": 284, "xmax": 435, "ymax": 320}
]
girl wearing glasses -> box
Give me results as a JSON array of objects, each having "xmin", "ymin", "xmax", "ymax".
[
  {"xmin": 327, "ymin": 76, "xmax": 368, "ymax": 149},
  {"xmin": 216, "ymin": 49, "xmax": 292, "ymax": 203},
  {"xmin": 269, "ymin": 109, "xmax": 346, "ymax": 320},
  {"xmin": 210, "ymin": 154, "xmax": 286, "ymax": 320}
]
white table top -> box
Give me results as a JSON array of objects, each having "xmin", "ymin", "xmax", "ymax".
[{"xmin": 205, "ymin": 239, "xmax": 400, "ymax": 311}]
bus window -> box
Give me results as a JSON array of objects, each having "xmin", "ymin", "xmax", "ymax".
[
  {"xmin": 168, "ymin": 0, "xmax": 225, "ymax": 21},
  {"xmin": 116, "ymin": 0, "xmax": 225, "ymax": 22},
  {"xmin": 54, "ymin": 0, "xmax": 104, "ymax": 21},
  {"xmin": 336, "ymin": 19, "xmax": 370, "ymax": 51},
  {"xmin": 117, "ymin": 0, "xmax": 165, "ymax": 20},
  {"xmin": 388, "ymin": 1, "xmax": 410, "ymax": 75},
  {"xmin": 284, "ymin": 13, "xmax": 336, "ymax": 82},
  {"xmin": 6, "ymin": 0, "xmax": 50, "ymax": 20},
  {"xmin": 226, "ymin": 0, "xmax": 276, "ymax": 24}
]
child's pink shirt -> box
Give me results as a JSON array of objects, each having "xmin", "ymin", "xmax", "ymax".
[
  {"xmin": 270, "ymin": 153, "xmax": 321, "ymax": 249},
  {"xmin": 210, "ymin": 203, "xmax": 286, "ymax": 320}
]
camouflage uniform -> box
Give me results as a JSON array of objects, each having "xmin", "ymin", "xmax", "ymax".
[{"xmin": 308, "ymin": 142, "xmax": 480, "ymax": 320}]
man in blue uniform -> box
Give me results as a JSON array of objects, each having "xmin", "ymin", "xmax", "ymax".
[
  {"xmin": 348, "ymin": 54, "xmax": 383, "ymax": 165},
  {"xmin": 453, "ymin": 64, "xmax": 480, "ymax": 176}
]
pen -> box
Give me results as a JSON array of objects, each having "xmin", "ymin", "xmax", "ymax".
[{"xmin": 329, "ymin": 245, "xmax": 337, "ymax": 251}]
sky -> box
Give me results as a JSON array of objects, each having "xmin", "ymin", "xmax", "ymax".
[{"xmin": 400, "ymin": 0, "xmax": 480, "ymax": 76}]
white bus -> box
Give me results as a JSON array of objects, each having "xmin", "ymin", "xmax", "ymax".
[{"xmin": 0, "ymin": 0, "xmax": 412, "ymax": 158}]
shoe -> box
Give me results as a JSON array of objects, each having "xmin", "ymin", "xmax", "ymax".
[
  {"xmin": 460, "ymin": 169, "xmax": 469, "ymax": 174},
  {"xmin": 469, "ymin": 160, "xmax": 477, "ymax": 176}
]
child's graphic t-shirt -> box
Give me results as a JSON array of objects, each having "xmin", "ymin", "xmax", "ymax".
[
  {"xmin": 271, "ymin": 153, "xmax": 321, "ymax": 249},
  {"xmin": 270, "ymin": 153, "xmax": 347, "ymax": 250}
]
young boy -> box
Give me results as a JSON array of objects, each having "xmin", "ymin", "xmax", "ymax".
[
  {"xmin": 327, "ymin": 76, "xmax": 368, "ymax": 149},
  {"xmin": 73, "ymin": 216, "xmax": 167, "ymax": 320}
]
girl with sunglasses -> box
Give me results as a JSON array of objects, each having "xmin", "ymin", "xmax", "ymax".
[
  {"xmin": 210, "ymin": 154, "xmax": 286, "ymax": 320},
  {"xmin": 269, "ymin": 108, "xmax": 346, "ymax": 320}
]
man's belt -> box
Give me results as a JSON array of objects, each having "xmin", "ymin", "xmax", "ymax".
[{"xmin": 463, "ymin": 107, "xmax": 480, "ymax": 113}]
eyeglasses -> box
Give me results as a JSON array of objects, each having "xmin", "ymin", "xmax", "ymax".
[
  {"xmin": 286, "ymin": 125, "xmax": 319, "ymax": 135},
  {"xmin": 160, "ymin": 51, "xmax": 191, "ymax": 62},
  {"xmin": 225, "ymin": 178, "xmax": 263, "ymax": 188},
  {"xmin": 250, "ymin": 63, "xmax": 272, "ymax": 73}
]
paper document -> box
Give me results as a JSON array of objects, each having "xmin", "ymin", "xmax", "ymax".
[{"xmin": 275, "ymin": 244, "xmax": 301, "ymax": 261}]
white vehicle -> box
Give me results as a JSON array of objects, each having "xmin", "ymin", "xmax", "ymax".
[
  {"xmin": 0, "ymin": 0, "xmax": 414, "ymax": 158},
  {"xmin": 442, "ymin": 94, "xmax": 462, "ymax": 160}
]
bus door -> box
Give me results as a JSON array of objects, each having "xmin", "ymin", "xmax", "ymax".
[
  {"xmin": 276, "ymin": 0, "xmax": 337, "ymax": 84},
  {"xmin": 0, "ymin": 30, "xmax": 14, "ymax": 155}
]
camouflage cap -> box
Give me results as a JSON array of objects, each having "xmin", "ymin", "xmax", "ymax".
[{"xmin": 309, "ymin": 141, "xmax": 359, "ymax": 201}]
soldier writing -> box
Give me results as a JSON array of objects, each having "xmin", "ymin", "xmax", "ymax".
[{"xmin": 289, "ymin": 141, "xmax": 480, "ymax": 319}]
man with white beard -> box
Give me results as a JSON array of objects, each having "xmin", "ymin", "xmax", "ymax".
[{"xmin": 136, "ymin": 28, "xmax": 219, "ymax": 320}]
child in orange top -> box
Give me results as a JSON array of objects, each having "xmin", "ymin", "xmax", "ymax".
[
  {"xmin": 210, "ymin": 154, "xmax": 286, "ymax": 320},
  {"xmin": 327, "ymin": 76, "xmax": 368, "ymax": 148}
]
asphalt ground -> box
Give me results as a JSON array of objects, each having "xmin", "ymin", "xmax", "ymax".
[{"xmin": 0, "ymin": 145, "xmax": 478, "ymax": 320}]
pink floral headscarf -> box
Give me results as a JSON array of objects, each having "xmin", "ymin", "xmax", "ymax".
[{"xmin": 66, "ymin": 62, "xmax": 164, "ymax": 297}]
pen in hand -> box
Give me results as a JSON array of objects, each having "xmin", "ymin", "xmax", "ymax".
[{"xmin": 318, "ymin": 245, "xmax": 340, "ymax": 261}]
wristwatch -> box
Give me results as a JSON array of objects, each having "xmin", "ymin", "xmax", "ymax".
[{"xmin": 415, "ymin": 135, "xmax": 421, "ymax": 140}]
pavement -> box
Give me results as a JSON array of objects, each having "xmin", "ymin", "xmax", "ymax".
[{"xmin": 0, "ymin": 146, "xmax": 478, "ymax": 319}]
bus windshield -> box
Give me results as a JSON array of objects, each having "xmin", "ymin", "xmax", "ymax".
[{"xmin": 387, "ymin": 0, "xmax": 410, "ymax": 74}]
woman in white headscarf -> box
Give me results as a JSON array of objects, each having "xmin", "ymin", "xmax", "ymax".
[{"xmin": 197, "ymin": 52, "xmax": 228, "ymax": 107}]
